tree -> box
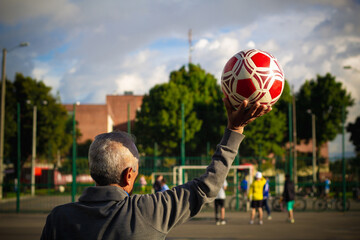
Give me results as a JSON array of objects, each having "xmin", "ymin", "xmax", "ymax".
[
  {"xmin": 4, "ymin": 73, "xmax": 74, "ymax": 167},
  {"xmin": 134, "ymin": 64, "xmax": 225, "ymax": 157},
  {"xmin": 296, "ymin": 73, "xmax": 354, "ymax": 148},
  {"xmin": 347, "ymin": 116, "xmax": 360, "ymax": 156},
  {"xmin": 134, "ymin": 80, "xmax": 202, "ymax": 157},
  {"xmin": 2, "ymin": 79, "xmax": 17, "ymax": 163},
  {"xmin": 168, "ymin": 64, "xmax": 226, "ymax": 155}
]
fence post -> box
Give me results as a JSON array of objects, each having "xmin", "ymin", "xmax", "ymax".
[
  {"xmin": 342, "ymin": 106, "xmax": 346, "ymax": 211},
  {"xmin": 127, "ymin": 103, "xmax": 131, "ymax": 134},
  {"xmin": 288, "ymin": 102, "xmax": 293, "ymax": 180},
  {"xmin": 258, "ymin": 143, "xmax": 262, "ymax": 171},
  {"xmin": 181, "ymin": 103, "xmax": 185, "ymax": 166},
  {"xmin": 16, "ymin": 103, "xmax": 21, "ymax": 213},
  {"xmin": 154, "ymin": 142, "xmax": 158, "ymax": 173},
  {"xmin": 72, "ymin": 103, "xmax": 77, "ymax": 202},
  {"xmin": 181, "ymin": 103, "xmax": 185, "ymax": 185},
  {"xmin": 206, "ymin": 141, "xmax": 210, "ymax": 164}
]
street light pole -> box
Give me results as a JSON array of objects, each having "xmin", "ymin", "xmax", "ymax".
[
  {"xmin": 0, "ymin": 42, "xmax": 29, "ymax": 199},
  {"xmin": 31, "ymin": 105, "xmax": 37, "ymax": 196},
  {"xmin": 0, "ymin": 49, "xmax": 7, "ymax": 199}
]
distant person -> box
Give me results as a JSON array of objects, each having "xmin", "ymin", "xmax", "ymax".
[
  {"xmin": 249, "ymin": 171, "xmax": 266, "ymax": 225},
  {"xmin": 240, "ymin": 177, "xmax": 248, "ymax": 199},
  {"xmin": 153, "ymin": 175, "xmax": 163, "ymax": 193},
  {"xmin": 283, "ymin": 174, "xmax": 295, "ymax": 224},
  {"xmin": 139, "ymin": 175, "xmax": 147, "ymax": 193},
  {"xmin": 40, "ymin": 99, "xmax": 271, "ymax": 239},
  {"xmin": 160, "ymin": 178, "xmax": 170, "ymax": 192},
  {"xmin": 263, "ymin": 177, "xmax": 271, "ymax": 220},
  {"xmin": 214, "ymin": 179, "xmax": 228, "ymax": 225},
  {"xmin": 324, "ymin": 178, "xmax": 331, "ymax": 197}
]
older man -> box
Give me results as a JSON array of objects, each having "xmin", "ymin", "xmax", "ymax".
[{"xmin": 41, "ymin": 99, "xmax": 271, "ymax": 240}]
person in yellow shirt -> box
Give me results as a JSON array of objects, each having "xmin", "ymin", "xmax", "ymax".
[{"xmin": 249, "ymin": 171, "xmax": 266, "ymax": 225}]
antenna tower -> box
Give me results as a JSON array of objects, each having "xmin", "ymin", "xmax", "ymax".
[{"xmin": 188, "ymin": 29, "xmax": 192, "ymax": 64}]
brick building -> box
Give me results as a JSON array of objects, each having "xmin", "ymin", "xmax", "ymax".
[{"xmin": 64, "ymin": 94, "xmax": 143, "ymax": 143}]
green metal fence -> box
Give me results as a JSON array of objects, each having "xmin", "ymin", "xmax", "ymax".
[{"xmin": 0, "ymin": 155, "xmax": 359, "ymax": 213}]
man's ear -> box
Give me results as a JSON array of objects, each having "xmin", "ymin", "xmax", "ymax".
[{"xmin": 121, "ymin": 167, "xmax": 133, "ymax": 186}]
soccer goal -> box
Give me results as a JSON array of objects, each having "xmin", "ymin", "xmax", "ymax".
[{"xmin": 172, "ymin": 165, "xmax": 254, "ymax": 190}]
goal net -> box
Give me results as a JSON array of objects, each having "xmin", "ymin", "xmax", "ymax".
[{"xmin": 172, "ymin": 165, "xmax": 254, "ymax": 195}]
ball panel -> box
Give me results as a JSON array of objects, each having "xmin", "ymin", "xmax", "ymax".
[
  {"xmin": 223, "ymin": 56, "xmax": 238, "ymax": 73},
  {"xmin": 251, "ymin": 52, "xmax": 271, "ymax": 68},
  {"xmin": 269, "ymin": 80, "xmax": 283, "ymax": 99},
  {"xmin": 236, "ymin": 78, "xmax": 256, "ymax": 99}
]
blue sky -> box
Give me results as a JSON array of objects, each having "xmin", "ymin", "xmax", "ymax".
[{"xmin": 0, "ymin": 0, "xmax": 359, "ymax": 156}]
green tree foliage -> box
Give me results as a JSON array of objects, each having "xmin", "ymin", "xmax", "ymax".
[
  {"xmin": 168, "ymin": 64, "xmax": 226, "ymax": 155},
  {"xmin": 3, "ymin": 73, "xmax": 73, "ymax": 165},
  {"xmin": 134, "ymin": 64, "xmax": 224, "ymax": 157},
  {"xmin": 296, "ymin": 73, "xmax": 354, "ymax": 147},
  {"xmin": 134, "ymin": 79, "xmax": 202, "ymax": 157},
  {"xmin": 3, "ymin": 79, "xmax": 17, "ymax": 162},
  {"xmin": 347, "ymin": 116, "xmax": 360, "ymax": 156},
  {"xmin": 239, "ymin": 80, "xmax": 291, "ymax": 157}
]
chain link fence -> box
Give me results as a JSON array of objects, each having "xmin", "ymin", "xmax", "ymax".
[{"xmin": 1, "ymin": 154, "xmax": 359, "ymax": 213}]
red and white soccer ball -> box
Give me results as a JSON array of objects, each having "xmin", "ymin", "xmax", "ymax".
[{"xmin": 221, "ymin": 49, "xmax": 285, "ymax": 109}]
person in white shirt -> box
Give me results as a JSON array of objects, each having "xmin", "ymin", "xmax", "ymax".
[{"xmin": 215, "ymin": 179, "xmax": 228, "ymax": 225}]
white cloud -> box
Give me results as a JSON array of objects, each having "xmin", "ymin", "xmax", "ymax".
[
  {"xmin": 246, "ymin": 41, "xmax": 256, "ymax": 49},
  {"xmin": 31, "ymin": 62, "xmax": 61, "ymax": 92},
  {"xmin": 115, "ymin": 65, "xmax": 168, "ymax": 95},
  {"xmin": 194, "ymin": 39, "xmax": 209, "ymax": 49},
  {"xmin": 68, "ymin": 67, "xmax": 77, "ymax": 74}
]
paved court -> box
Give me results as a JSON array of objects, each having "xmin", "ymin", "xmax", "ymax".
[{"xmin": 0, "ymin": 211, "xmax": 359, "ymax": 240}]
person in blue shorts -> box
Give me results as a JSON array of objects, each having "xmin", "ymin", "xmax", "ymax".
[{"xmin": 262, "ymin": 177, "xmax": 271, "ymax": 220}]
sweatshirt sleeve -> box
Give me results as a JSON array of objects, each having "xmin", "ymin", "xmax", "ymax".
[{"xmin": 135, "ymin": 128, "xmax": 244, "ymax": 233}]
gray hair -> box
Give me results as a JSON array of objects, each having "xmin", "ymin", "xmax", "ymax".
[{"xmin": 88, "ymin": 131, "xmax": 139, "ymax": 186}]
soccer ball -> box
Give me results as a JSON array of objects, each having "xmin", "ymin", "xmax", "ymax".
[{"xmin": 221, "ymin": 49, "xmax": 284, "ymax": 109}]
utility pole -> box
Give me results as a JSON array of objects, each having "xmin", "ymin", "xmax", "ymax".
[
  {"xmin": 188, "ymin": 29, "xmax": 192, "ymax": 64},
  {"xmin": 0, "ymin": 49, "xmax": 6, "ymax": 199},
  {"xmin": 0, "ymin": 43, "xmax": 29, "ymax": 199}
]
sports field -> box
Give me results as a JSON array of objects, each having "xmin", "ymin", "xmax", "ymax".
[{"xmin": 0, "ymin": 211, "xmax": 359, "ymax": 240}]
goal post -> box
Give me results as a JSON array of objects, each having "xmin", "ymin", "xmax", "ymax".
[{"xmin": 173, "ymin": 165, "xmax": 254, "ymax": 191}]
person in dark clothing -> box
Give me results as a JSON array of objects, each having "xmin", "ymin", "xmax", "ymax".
[
  {"xmin": 153, "ymin": 175, "xmax": 163, "ymax": 193},
  {"xmin": 283, "ymin": 174, "xmax": 295, "ymax": 223}
]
